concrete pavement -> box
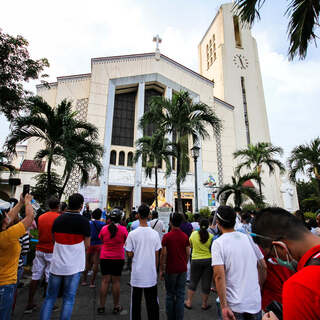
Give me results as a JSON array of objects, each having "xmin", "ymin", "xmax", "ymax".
[{"xmin": 14, "ymin": 269, "xmax": 219, "ymax": 319}]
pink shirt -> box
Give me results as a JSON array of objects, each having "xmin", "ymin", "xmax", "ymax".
[{"xmin": 99, "ymin": 224, "xmax": 128, "ymax": 260}]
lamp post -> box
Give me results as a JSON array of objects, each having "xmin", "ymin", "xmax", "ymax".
[{"xmin": 191, "ymin": 145, "xmax": 200, "ymax": 214}]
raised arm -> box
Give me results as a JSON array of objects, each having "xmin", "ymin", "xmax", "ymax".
[
  {"xmin": 7, "ymin": 194, "xmax": 24, "ymax": 222},
  {"xmin": 21, "ymin": 194, "xmax": 34, "ymax": 230}
]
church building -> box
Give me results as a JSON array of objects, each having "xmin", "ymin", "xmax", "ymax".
[{"xmin": 12, "ymin": 3, "xmax": 299, "ymax": 212}]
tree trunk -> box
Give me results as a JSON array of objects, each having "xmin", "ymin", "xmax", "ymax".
[
  {"xmin": 258, "ymin": 176, "xmax": 262, "ymax": 199},
  {"xmin": 155, "ymin": 166, "xmax": 158, "ymax": 210},
  {"xmin": 46, "ymin": 155, "xmax": 53, "ymax": 199},
  {"xmin": 176, "ymin": 146, "xmax": 183, "ymax": 213},
  {"xmin": 59, "ymin": 170, "xmax": 71, "ymax": 200}
]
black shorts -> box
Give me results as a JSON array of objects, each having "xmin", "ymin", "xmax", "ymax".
[{"xmin": 100, "ymin": 259, "xmax": 125, "ymax": 276}]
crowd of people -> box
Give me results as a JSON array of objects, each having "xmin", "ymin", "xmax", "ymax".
[{"xmin": 0, "ymin": 192, "xmax": 320, "ymax": 320}]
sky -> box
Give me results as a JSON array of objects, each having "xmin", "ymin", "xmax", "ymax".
[{"xmin": 1, "ymin": 0, "xmax": 319, "ymax": 166}]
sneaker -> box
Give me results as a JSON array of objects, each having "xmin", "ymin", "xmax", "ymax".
[{"xmin": 24, "ymin": 305, "xmax": 37, "ymax": 314}]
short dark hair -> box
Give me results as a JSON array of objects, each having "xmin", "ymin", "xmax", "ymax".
[
  {"xmin": 138, "ymin": 203, "xmax": 150, "ymax": 219},
  {"xmin": 216, "ymin": 206, "xmax": 236, "ymax": 228},
  {"xmin": 60, "ymin": 202, "xmax": 67, "ymax": 212},
  {"xmin": 194, "ymin": 213, "xmax": 200, "ymax": 222},
  {"xmin": 48, "ymin": 196, "xmax": 60, "ymax": 210},
  {"xmin": 252, "ymin": 207, "xmax": 309, "ymax": 249},
  {"xmin": 234, "ymin": 206, "xmax": 242, "ymax": 213},
  {"xmin": 241, "ymin": 211, "xmax": 251, "ymax": 224},
  {"xmin": 92, "ymin": 208, "xmax": 102, "ymax": 220},
  {"xmin": 68, "ymin": 193, "xmax": 84, "ymax": 211},
  {"xmin": 171, "ymin": 212, "xmax": 183, "ymax": 227},
  {"xmin": 152, "ymin": 210, "xmax": 158, "ymax": 219}
]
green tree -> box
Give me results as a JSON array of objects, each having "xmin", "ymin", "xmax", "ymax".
[
  {"xmin": 31, "ymin": 172, "xmax": 62, "ymax": 208},
  {"xmin": 6, "ymin": 97, "xmax": 103, "ymax": 199},
  {"xmin": 233, "ymin": 142, "xmax": 285, "ymax": 198},
  {"xmin": 288, "ymin": 137, "xmax": 320, "ymax": 195},
  {"xmin": 58, "ymin": 131, "xmax": 104, "ymax": 200},
  {"xmin": 134, "ymin": 131, "xmax": 173, "ymax": 209},
  {"xmin": 234, "ymin": 0, "xmax": 320, "ymax": 60},
  {"xmin": 140, "ymin": 91, "xmax": 222, "ymax": 213},
  {"xmin": 0, "ymin": 30, "xmax": 49, "ymax": 121},
  {"xmin": 217, "ymin": 173, "xmax": 263, "ymax": 207},
  {"xmin": 296, "ymin": 178, "xmax": 319, "ymax": 206}
]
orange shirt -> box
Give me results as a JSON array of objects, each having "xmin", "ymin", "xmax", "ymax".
[{"xmin": 36, "ymin": 211, "xmax": 60, "ymax": 253}]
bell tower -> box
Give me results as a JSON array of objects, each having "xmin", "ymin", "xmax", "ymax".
[{"xmin": 198, "ymin": 2, "xmax": 271, "ymax": 150}]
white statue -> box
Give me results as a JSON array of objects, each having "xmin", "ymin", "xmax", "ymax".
[{"xmin": 280, "ymin": 177, "xmax": 294, "ymax": 212}]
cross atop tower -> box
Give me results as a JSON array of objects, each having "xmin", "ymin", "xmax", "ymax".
[{"xmin": 153, "ymin": 34, "xmax": 162, "ymax": 53}]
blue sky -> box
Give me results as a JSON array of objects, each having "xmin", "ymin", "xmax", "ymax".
[{"xmin": 1, "ymin": 0, "xmax": 319, "ymax": 165}]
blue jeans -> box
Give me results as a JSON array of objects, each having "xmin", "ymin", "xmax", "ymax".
[
  {"xmin": 164, "ymin": 272, "xmax": 186, "ymax": 320},
  {"xmin": 0, "ymin": 283, "xmax": 16, "ymax": 320},
  {"xmin": 40, "ymin": 272, "xmax": 81, "ymax": 320}
]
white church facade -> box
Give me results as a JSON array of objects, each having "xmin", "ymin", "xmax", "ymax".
[{"xmin": 12, "ymin": 3, "xmax": 299, "ymax": 212}]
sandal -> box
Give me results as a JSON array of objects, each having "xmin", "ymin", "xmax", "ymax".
[
  {"xmin": 97, "ymin": 307, "xmax": 105, "ymax": 314},
  {"xmin": 113, "ymin": 305, "xmax": 123, "ymax": 314}
]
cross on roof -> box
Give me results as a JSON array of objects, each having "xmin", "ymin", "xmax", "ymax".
[{"xmin": 153, "ymin": 34, "xmax": 162, "ymax": 52}]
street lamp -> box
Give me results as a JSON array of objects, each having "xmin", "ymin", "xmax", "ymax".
[{"xmin": 191, "ymin": 145, "xmax": 200, "ymax": 213}]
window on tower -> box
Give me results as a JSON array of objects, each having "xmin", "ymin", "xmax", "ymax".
[
  {"xmin": 206, "ymin": 33, "xmax": 216, "ymax": 70},
  {"xmin": 233, "ymin": 16, "xmax": 242, "ymax": 48}
]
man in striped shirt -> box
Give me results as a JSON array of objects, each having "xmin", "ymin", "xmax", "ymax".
[{"xmin": 40, "ymin": 193, "xmax": 90, "ymax": 320}]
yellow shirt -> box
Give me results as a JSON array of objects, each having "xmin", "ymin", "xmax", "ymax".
[
  {"xmin": 0, "ymin": 222, "xmax": 26, "ymax": 286},
  {"xmin": 189, "ymin": 230, "xmax": 213, "ymax": 260}
]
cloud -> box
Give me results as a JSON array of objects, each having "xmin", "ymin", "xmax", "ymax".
[{"xmin": 255, "ymin": 31, "xmax": 320, "ymax": 160}]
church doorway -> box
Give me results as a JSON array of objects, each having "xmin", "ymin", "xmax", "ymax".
[
  {"xmin": 107, "ymin": 186, "xmax": 133, "ymax": 216},
  {"xmin": 141, "ymin": 187, "xmax": 155, "ymax": 207},
  {"xmin": 174, "ymin": 192, "xmax": 194, "ymax": 213}
]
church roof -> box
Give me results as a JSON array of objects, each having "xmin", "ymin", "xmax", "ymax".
[
  {"xmin": 91, "ymin": 52, "xmax": 214, "ymax": 86},
  {"xmin": 20, "ymin": 160, "xmax": 46, "ymax": 173}
]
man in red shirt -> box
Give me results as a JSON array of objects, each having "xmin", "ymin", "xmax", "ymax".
[
  {"xmin": 160, "ymin": 213, "xmax": 190, "ymax": 320},
  {"xmin": 252, "ymin": 207, "xmax": 320, "ymax": 320},
  {"xmin": 25, "ymin": 197, "xmax": 61, "ymax": 313}
]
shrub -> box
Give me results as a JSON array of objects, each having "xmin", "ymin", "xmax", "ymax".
[
  {"xmin": 304, "ymin": 211, "xmax": 317, "ymax": 220},
  {"xmin": 199, "ymin": 207, "xmax": 211, "ymax": 218}
]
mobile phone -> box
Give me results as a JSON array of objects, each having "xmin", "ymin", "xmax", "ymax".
[
  {"xmin": 266, "ymin": 300, "xmax": 283, "ymax": 320},
  {"xmin": 22, "ymin": 184, "xmax": 30, "ymax": 197}
]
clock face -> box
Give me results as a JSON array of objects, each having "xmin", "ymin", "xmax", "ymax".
[{"xmin": 233, "ymin": 54, "xmax": 249, "ymax": 70}]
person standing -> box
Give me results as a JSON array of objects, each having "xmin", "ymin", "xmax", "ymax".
[
  {"xmin": 212, "ymin": 206, "xmax": 265, "ymax": 320},
  {"xmin": 160, "ymin": 213, "xmax": 190, "ymax": 320},
  {"xmin": 0, "ymin": 194, "xmax": 34, "ymax": 320},
  {"xmin": 82, "ymin": 208, "xmax": 105, "ymax": 287},
  {"xmin": 25, "ymin": 196, "xmax": 61, "ymax": 313},
  {"xmin": 125, "ymin": 204, "xmax": 161, "ymax": 320},
  {"xmin": 40, "ymin": 193, "xmax": 90, "ymax": 320},
  {"xmin": 150, "ymin": 210, "xmax": 165, "ymax": 241},
  {"xmin": 184, "ymin": 219, "xmax": 213, "ymax": 310},
  {"xmin": 97, "ymin": 208, "xmax": 128, "ymax": 314}
]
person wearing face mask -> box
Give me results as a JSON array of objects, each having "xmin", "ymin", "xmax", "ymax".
[{"xmin": 252, "ymin": 207, "xmax": 320, "ymax": 320}]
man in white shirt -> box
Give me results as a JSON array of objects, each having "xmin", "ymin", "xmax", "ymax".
[
  {"xmin": 211, "ymin": 206, "xmax": 266, "ymax": 320},
  {"xmin": 125, "ymin": 204, "xmax": 161, "ymax": 320},
  {"xmin": 150, "ymin": 210, "xmax": 165, "ymax": 241}
]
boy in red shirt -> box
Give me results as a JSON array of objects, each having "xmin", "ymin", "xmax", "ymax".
[{"xmin": 160, "ymin": 213, "xmax": 190, "ymax": 320}]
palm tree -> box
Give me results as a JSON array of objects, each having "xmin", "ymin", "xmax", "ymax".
[
  {"xmin": 233, "ymin": 142, "xmax": 285, "ymax": 198},
  {"xmin": 58, "ymin": 131, "xmax": 104, "ymax": 200},
  {"xmin": 6, "ymin": 96, "xmax": 103, "ymax": 198},
  {"xmin": 134, "ymin": 131, "xmax": 173, "ymax": 209},
  {"xmin": 288, "ymin": 137, "xmax": 320, "ymax": 195},
  {"xmin": 140, "ymin": 90, "xmax": 222, "ymax": 213},
  {"xmin": 233, "ymin": 0, "xmax": 320, "ymax": 60},
  {"xmin": 217, "ymin": 173, "xmax": 263, "ymax": 207}
]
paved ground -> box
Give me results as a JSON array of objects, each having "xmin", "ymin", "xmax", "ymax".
[{"xmin": 14, "ymin": 269, "xmax": 219, "ymax": 319}]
